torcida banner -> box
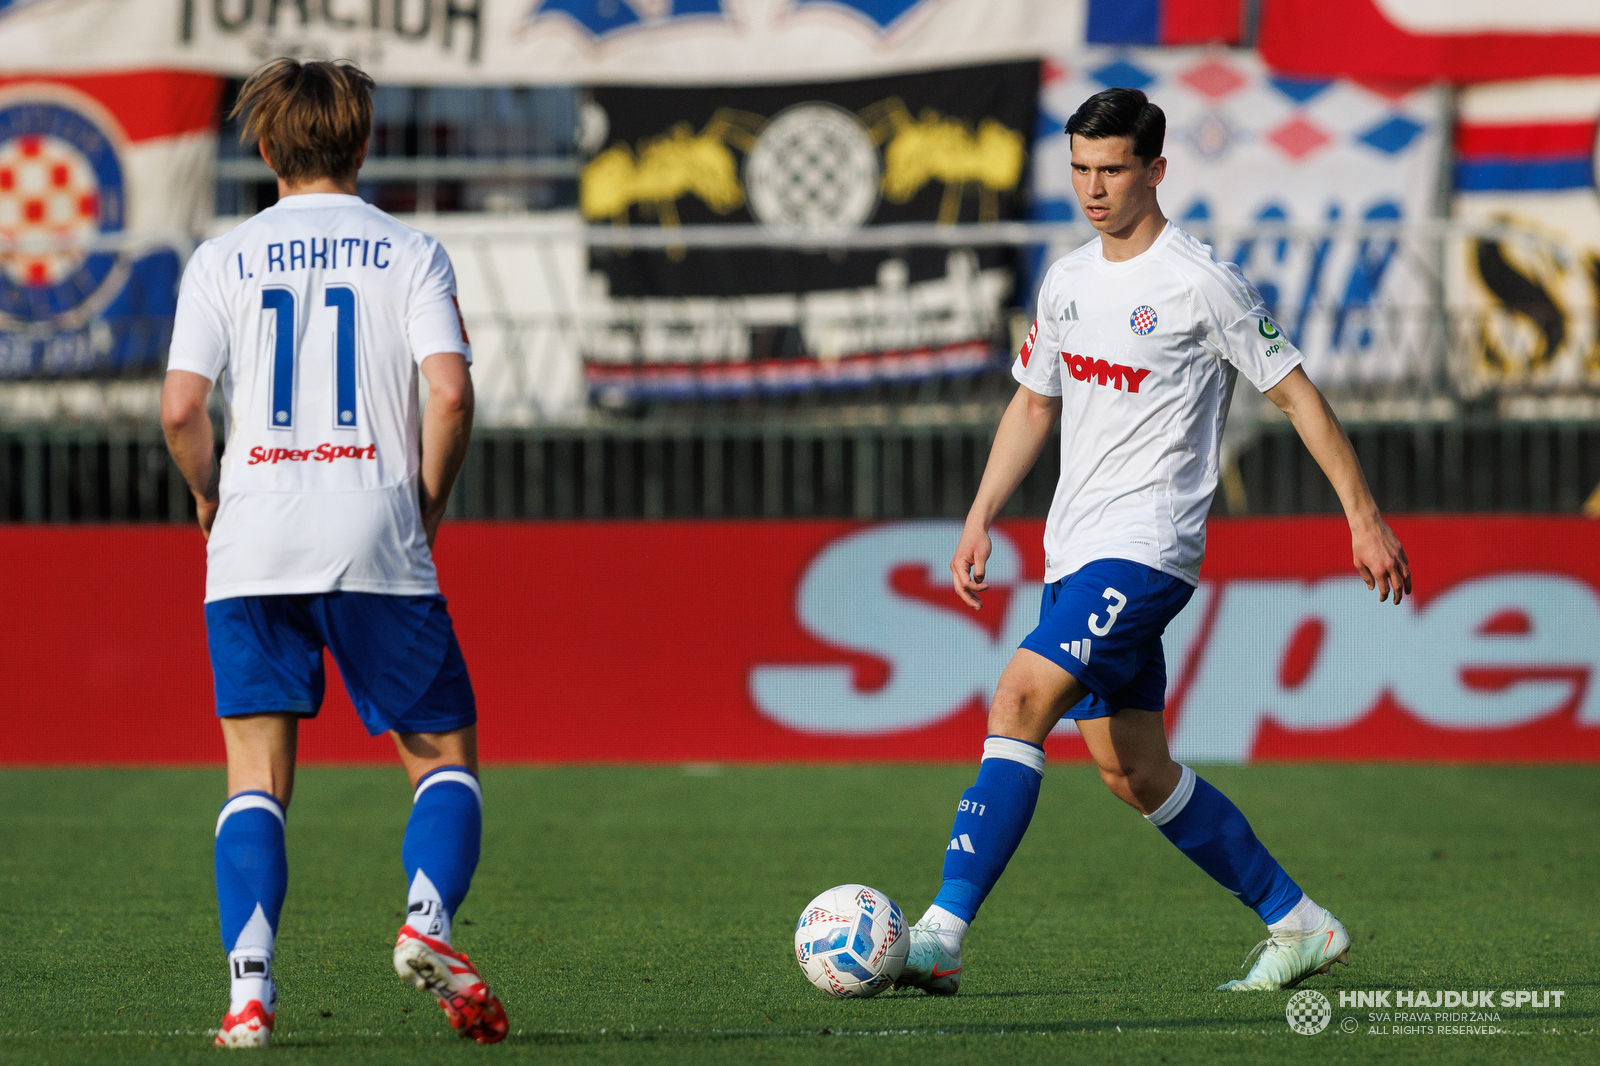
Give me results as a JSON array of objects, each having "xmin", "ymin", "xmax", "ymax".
[
  {"xmin": 4, "ymin": 517, "xmax": 1597, "ymax": 765},
  {"xmin": 0, "ymin": 0, "xmax": 1085, "ymax": 85}
]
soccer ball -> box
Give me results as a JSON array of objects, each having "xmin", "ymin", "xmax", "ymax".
[{"xmin": 793, "ymin": 884, "xmax": 908, "ymax": 998}]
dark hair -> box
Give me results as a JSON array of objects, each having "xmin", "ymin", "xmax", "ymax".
[
  {"xmin": 232, "ymin": 58, "xmax": 375, "ymax": 185},
  {"xmin": 1064, "ymin": 88, "xmax": 1165, "ymax": 164}
]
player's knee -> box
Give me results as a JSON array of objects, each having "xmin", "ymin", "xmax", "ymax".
[
  {"xmin": 1095, "ymin": 764, "xmax": 1139, "ymax": 807},
  {"xmin": 1123, "ymin": 766, "xmax": 1172, "ymax": 812},
  {"xmin": 1096, "ymin": 762, "xmax": 1168, "ymax": 812}
]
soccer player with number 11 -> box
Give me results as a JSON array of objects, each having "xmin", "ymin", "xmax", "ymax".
[
  {"xmin": 162, "ymin": 59, "xmax": 506, "ymax": 1047},
  {"xmin": 895, "ymin": 88, "xmax": 1412, "ymax": 996}
]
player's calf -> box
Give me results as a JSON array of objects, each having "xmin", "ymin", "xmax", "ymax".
[{"xmin": 213, "ymin": 791, "xmax": 287, "ymax": 1049}]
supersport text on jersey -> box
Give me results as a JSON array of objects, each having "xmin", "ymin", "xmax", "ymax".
[
  {"xmin": 168, "ymin": 194, "xmax": 471, "ymax": 603},
  {"xmin": 1013, "ymin": 222, "xmax": 1302, "ymax": 587}
]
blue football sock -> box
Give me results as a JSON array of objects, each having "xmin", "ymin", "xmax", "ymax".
[
  {"xmin": 1146, "ymin": 766, "xmax": 1303, "ymax": 925},
  {"xmin": 215, "ymin": 791, "xmax": 288, "ymax": 1009},
  {"xmin": 931, "ymin": 736, "xmax": 1045, "ymax": 923},
  {"xmin": 401, "ymin": 766, "xmax": 482, "ymax": 945}
]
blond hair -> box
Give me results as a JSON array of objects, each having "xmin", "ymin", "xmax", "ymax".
[{"xmin": 232, "ymin": 59, "xmax": 375, "ymax": 186}]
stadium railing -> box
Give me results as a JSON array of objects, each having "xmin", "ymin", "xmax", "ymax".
[{"xmin": 4, "ymin": 420, "xmax": 1599, "ymax": 523}]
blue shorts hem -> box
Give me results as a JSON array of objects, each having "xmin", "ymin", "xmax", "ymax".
[
  {"xmin": 375, "ymin": 709, "xmax": 478, "ymax": 738},
  {"xmin": 216, "ymin": 703, "xmax": 319, "ymax": 718}
]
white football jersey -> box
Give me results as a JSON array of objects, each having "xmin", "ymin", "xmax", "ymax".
[
  {"xmin": 168, "ymin": 193, "xmax": 472, "ymax": 603},
  {"xmin": 1013, "ymin": 221, "xmax": 1301, "ymax": 587}
]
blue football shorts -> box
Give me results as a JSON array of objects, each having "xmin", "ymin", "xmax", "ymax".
[
  {"xmin": 205, "ymin": 592, "xmax": 476, "ymax": 737},
  {"xmin": 1018, "ymin": 558, "xmax": 1196, "ymax": 720}
]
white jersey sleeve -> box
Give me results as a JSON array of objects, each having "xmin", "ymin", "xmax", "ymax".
[
  {"xmin": 167, "ymin": 242, "xmax": 231, "ymax": 381},
  {"xmin": 1189, "ymin": 259, "xmax": 1301, "ymax": 393},
  {"xmin": 1012, "ymin": 273, "xmax": 1064, "ymax": 397},
  {"xmin": 405, "ymin": 239, "xmax": 472, "ymax": 366}
]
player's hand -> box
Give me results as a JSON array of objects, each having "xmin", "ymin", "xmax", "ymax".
[
  {"xmin": 950, "ymin": 523, "xmax": 993, "ymax": 610},
  {"xmin": 1351, "ymin": 514, "xmax": 1411, "ymax": 605},
  {"xmin": 195, "ymin": 493, "xmax": 219, "ymax": 541}
]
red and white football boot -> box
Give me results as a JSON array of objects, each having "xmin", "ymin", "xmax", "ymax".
[
  {"xmin": 393, "ymin": 925, "xmax": 509, "ymax": 1044},
  {"xmin": 213, "ymin": 1000, "xmax": 274, "ymax": 1048}
]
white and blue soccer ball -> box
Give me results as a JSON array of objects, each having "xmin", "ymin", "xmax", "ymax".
[{"xmin": 794, "ymin": 884, "xmax": 908, "ymax": 998}]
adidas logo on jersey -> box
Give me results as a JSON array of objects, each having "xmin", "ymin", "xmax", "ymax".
[
  {"xmin": 1061, "ymin": 352, "xmax": 1152, "ymax": 393},
  {"xmin": 948, "ymin": 834, "xmax": 976, "ymax": 853},
  {"xmin": 1060, "ymin": 300, "xmax": 1079, "ymax": 322},
  {"xmin": 1060, "ymin": 638, "xmax": 1092, "ymax": 664}
]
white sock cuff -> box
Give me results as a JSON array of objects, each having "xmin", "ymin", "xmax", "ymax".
[
  {"xmin": 982, "ymin": 736, "xmax": 1045, "ymax": 775},
  {"xmin": 921, "ymin": 904, "xmax": 970, "ymax": 940},
  {"xmin": 216, "ymin": 792, "xmax": 285, "ymax": 837},
  {"xmin": 1144, "ymin": 764, "xmax": 1197, "ymax": 827},
  {"xmin": 414, "ymin": 768, "xmax": 482, "ymax": 806},
  {"xmin": 1269, "ymin": 893, "xmax": 1326, "ymax": 933}
]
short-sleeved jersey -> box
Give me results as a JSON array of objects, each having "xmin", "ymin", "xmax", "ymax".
[
  {"xmin": 1013, "ymin": 222, "xmax": 1300, "ymax": 587},
  {"xmin": 168, "ymin": 193, "xmax": 471, "ymax": 604}
]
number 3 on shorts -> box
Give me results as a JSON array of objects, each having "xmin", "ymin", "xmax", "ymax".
[{"xmin": 1087, "ymin": 587, "xmax": 1128, "ymax": 636}]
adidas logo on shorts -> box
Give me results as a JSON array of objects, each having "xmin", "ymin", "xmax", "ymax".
[{"xmin": 1061, "ymin": 638, "xmax": 1092, "ymax": 664}]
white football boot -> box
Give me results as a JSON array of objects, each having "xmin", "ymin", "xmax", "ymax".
[
  {"xmin": 894, "ymin": 919, "xmax": 963, "ymax": 995},
  {"xmin": 1217, "ymin": 910, "xmax": 1351, "ymax": 991}
]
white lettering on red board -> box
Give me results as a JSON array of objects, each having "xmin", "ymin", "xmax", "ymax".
[{"xmin": 748, "ymin": 525, "xmax": 1600, "ymax": 758}]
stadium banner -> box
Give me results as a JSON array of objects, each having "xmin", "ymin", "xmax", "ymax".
[
  {"xmin": 580, "ymin": 61, "xmax": 1037, "ymax": 403},
  {"xmin": 1448, "ymin": 77, "xmax": 1600, "ymax": 402},
  {"xmin": 4, "ymin": 516, "xmax": 1599, "ymax": 766},
  {"xmin": 1259, "ymin": 0, "xmax": 1600, "ymax": 83},
  {"xmin": 0, "ymin": 70, "xmax": 218, "ymax": 377},
  {"xmin": 1032, "ymin": 49, "xmax": 1447, "ymax": 391},
  {"xmin": 1084, "ymin": 0, "xmax": 1240, "ymax": 47},
  {"xmin": 0, "ymin": 0, "xmax": 1084, "ymax": 86}
]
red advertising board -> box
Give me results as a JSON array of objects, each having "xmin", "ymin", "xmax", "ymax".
[{"xmin": 2, "ymin": 517, "xmax": 1597, "ymax": 765}]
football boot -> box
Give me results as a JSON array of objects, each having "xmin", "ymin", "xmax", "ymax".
[
  {"xmin": 1217, "ymin": 910, "xmax": 1351, "ymax": 992},
  {"xmin": 214, "ymin": 999, "xmax": 274, "ymax": 1048},
  {"xmin": 894, "ymin": 919, "xmax": 963, "ymax": 995},
  {"xmin": 393, "ymin": 925, "xmax": 509, "ymax": 1044}
]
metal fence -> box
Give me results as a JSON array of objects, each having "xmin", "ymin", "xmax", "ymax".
[{"xmin": 5, "ymin": 420, "xmax": 1598, "ymax": 523}]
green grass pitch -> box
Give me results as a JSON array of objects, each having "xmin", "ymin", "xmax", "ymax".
[{"xmin": 1, "ymin": 765, "xmax": 1595, "ymax": 1065}]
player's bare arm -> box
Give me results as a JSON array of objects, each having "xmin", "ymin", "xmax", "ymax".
[
  {"xmin": 418, "ymin": 352, "xmax": 474, "ymax": 549},
  {"xmin": 951, "ymin": 384, "xmax": 1061, "ymax": 610},
  {"xmin": 160, "ymin": 368, "xmax": 220, "ymax": 537},
  {"xmin": 1264, "ymin": 366, "xmax": 1412, "ymax": 604}
]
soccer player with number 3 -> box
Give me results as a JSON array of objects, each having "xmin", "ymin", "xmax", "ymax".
[
  {"xmin": 161, "ymin": 59, "xmax": 506, "ymax": 1046},
  {"xmin": 896, "ymin": 89, "xmax": 1412, "ymax": 996}
]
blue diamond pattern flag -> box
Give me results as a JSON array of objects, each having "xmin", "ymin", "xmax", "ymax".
[{"xmin": 1031, "ymin": 47, "xmax": 1445, "ymax": 389}]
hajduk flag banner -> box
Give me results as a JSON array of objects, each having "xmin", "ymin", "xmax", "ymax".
[
  {"xmin": 1448, "ymin": 77, "xmax": 1600, "ymax": 400},
  {"xmin": 0, "ymin": 0, "xmax": 1086, "ymax": 86},
  {"xmin": 1031, "ymin": 49, "xmax": 1446, "ymax": 390},
  {"xmin": 581, "ymin": 61, "xmax": 1037, "ymax": 403},
  {"xmin": 1084, "ymin": 0, "xmax": 1242, "ymax": 47},
  {"xmin": 1260, "ymin": 0, "xmax": 1600, "ymax": 84},
  {"xmin": 0, "ymin": 70, "xmax": 218, "ymax": 377}
]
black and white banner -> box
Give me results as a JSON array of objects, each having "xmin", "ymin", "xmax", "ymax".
[{"xmin": 580, "ymin": 61, "xmax": 1037, "ymax": 402}]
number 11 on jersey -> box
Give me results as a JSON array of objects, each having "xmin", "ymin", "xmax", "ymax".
[{"xmin": 264, "ymin": 285, "xmax": 360, "ymax": 431}]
